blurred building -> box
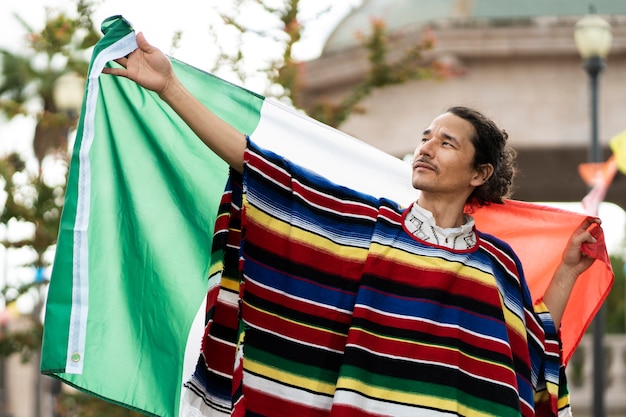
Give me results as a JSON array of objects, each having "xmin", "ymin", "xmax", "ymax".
[
  {"xmin": 300, "ymin": 1, "xmax": 626, "ymax": 416},
  {"xmin": 0, "ymin": 314, "xmax": 56, "ymax": 417},
  {"xmin": 300, "ymin": 0, "xmax": 626, "ymax": 209}
]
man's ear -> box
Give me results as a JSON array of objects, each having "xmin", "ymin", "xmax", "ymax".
[{"xmin": 471, "ymin": 163, "xmax": 494, "ymax": 186}]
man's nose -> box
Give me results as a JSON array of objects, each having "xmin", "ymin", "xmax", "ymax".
[{"xmin": 418, "ymin": 141, "xmax": 434, "ymax": 157}]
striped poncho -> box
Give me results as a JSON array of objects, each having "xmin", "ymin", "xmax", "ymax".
[{"xmin": 182, "ymin": 139, "xmax": 570, "ymax": 417}]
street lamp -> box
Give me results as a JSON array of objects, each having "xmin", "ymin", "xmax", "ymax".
[
  {"xmin": 33, "ymin": 72, "xmax": 85, "ymax": 168},
  {"xmin": 575, "ymin": 12, "xmax": 612, "ymax": 164},
  {"xmin": 574, "ymin": 10, "xmax": 612, "ymax": 417},
  {"xmin": 52, "ymin": 71, "xmax": 85, "ymax": 154},
  {"xmin": 52, "ymin": 72, "xmax": 85, "ymax": 117}
]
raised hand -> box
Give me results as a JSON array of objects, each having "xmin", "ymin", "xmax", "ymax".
[
  {"xmin": 103, "ymin": 32, "xmax": 173, "ymax": 96},
  {"xmin": 543, "ymin": 216, "xmax": 601, "ymax": 328},
  {"xmin": 102, "ymin": 31, "xmax": 247, "ymax": 172},
  {"xmin": 561, "ymin": 217, "xmax": 601, "ymax": 276}
]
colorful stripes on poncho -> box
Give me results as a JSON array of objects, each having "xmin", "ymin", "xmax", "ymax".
[{"xmin": 182, "ymin": 139, "xmax": 570, "ymax": 417}]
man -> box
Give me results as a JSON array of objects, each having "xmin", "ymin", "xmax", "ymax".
[{"xmin": 105, "ymin": 32, "xmax": 599, "ymax": 417}]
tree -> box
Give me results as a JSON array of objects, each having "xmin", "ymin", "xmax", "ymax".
[
  {"xmin": 207, "ymin": 0, "xmax": 440, "ymax": 127},
  {"xmin": 0, "ymin": 2, "xmax": 143, "ymax": 416},
  {"xmin": 0, "ymin": 0, "xmax": 100, "ymax": 362}
]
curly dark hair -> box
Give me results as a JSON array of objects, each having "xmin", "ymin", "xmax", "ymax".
[{"xmin": 446, "ymin": 106, "xmax": 517, "ymax": 206}]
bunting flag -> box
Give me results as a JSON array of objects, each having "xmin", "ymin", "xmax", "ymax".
[
  {"xmin": 41, "ymin": 16, "xmax": 614, "ymax": 417},
  {"xmin": 578, "ymin": 155, "xmax": 618, "ymax": 216},
  {"xmin": 610, "ymin": 129, "xmax": 626, "ymax": 174}
]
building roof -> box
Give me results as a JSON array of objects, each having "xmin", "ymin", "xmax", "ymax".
[{"xmin": 323, "ymin": 0, "xmax": 626, "ymax": 54}]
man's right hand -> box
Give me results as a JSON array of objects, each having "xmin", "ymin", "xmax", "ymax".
[
  {"xmin": 103, "ymin": 32, "xmax": 174, "ymax": 97},
  {"xmin": 102, "ymin": 30, "xmax": 247, "ymax": 172}
]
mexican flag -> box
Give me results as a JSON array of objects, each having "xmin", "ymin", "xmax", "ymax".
[{"xmin": 41, "ymin": 16, "xmax": 613, "ymax": 417}]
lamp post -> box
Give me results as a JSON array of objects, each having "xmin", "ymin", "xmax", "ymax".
[{"xmin": 574, "ymin": 10, "xmax": 612, "ymax": 417}]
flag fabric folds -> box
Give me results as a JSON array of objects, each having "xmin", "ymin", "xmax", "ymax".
[
  {"xmin": 41, "ymin": 16, "xmax": 613, "ymax": 417},
  {"xmin": 470, "ymin": 200, "xmax": 612, "ymax": 362}
]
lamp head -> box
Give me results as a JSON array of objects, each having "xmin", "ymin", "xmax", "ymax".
[
  {"xmin": 53, "ymin": 72, "xmax": 85, "ymax": 114},
  {"xmin": 575, "ymin": 13, "xmax": 612, "ymax": 59}
]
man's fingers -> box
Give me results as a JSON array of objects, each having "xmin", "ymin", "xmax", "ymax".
[
  {"xmin": 136, "ymin": 32, "xmax": 151, "ymax": 52},
  {"xmin": 582, "ymin": 230, "xmax": 598, "ymax": 244},
  {"xmin": 116, "ymin": 56, "xmax": 129, "ymax": 67},
  {"xmin": 575, "ymin": 218, "xmax": 600, "ymax": 245},
  {"xmin": 102, "ymin": 66, "xmax": 127, "ymax": 77},
  {"xmin": 101, "ymin": 55, "xmax": 130, "ymax": 76},
  {"xmin": 577, "ymin": 217, "xmax": 601, "ymax": 234}
]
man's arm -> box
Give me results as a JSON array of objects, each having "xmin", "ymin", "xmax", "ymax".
[
  {"xmin": 542, "ymin": 217, "xmax": 601, "ymax": 328},
  {"xmin": 103, "ymin": 32, "xmax": 246, "ymax": 172}
]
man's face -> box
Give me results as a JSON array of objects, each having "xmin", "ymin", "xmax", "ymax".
[{"xmin": 411, "ymin": 112, "xmax": 486, "ymax": 197}]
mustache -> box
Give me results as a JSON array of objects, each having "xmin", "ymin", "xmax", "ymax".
[{"xmin": 412, "ymin": 157, "xmax": 438, "ymax": 173}]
